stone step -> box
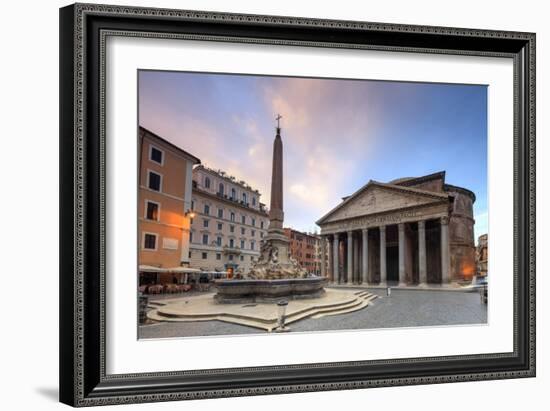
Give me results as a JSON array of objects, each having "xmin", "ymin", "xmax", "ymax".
[
  {"xmin": 311, "ymin": 295, "xmax": 378, "ymax": 319},
  {"xmin": 153, "ymin": 294, "xmax": 363, "ymax": 324},
  {"xmin": 284, "ymin": 298, "xmax": 365, "ymax": 324},
  {"xmin": 147, "ymin": 292, "xmax": 378, "ymax": 332},
  {"xmin": 287, "ymin": 293, "xmax": 377, "ymax": 321},
  {"xmin": 147, "ymin": 310, "xmax": 275, "ymax": 331}
]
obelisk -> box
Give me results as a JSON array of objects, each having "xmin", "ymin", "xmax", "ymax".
[
  {"xmin": 262, "ymin": 114, "xmax": 291, "ymax": 265},
  {"xmin": 269, "ymin": 114, "xmax": 285, "ymax": 234}
]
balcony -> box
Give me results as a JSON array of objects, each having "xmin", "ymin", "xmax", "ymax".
[{"xmin": 222, "ymin": 245, "xmax": 242, "ymax": 255}]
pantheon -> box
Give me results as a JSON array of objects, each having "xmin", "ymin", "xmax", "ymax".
[{"xmin": 316, "ymin": 171, "xmax": 476, "ymax": 286}]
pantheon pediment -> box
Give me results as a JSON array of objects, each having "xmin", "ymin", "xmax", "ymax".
[{"xmin": 317, "ymin": 181, "xmax": 449, "ymax": 225}]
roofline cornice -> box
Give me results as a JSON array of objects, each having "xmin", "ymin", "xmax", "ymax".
[
  {"xmin": 139, "ymin": 126, "xmax": 201, "ymax": 164},
  {"xmin": 444, "ymin": 183, "xmax": 476, "ymax": 202},
  {"xmin": 194, "ymin": 165, "xmax": 262, "ymax": 195},
  {"xmin": 394, "ymin": 171, "xmax": 446, "ymax": 187},
  {"xmin": 192, "ymin": 187, "xmax": 269, "ymax": 217}
]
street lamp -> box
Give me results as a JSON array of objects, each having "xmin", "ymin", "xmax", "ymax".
[
  {"xmin": 274, "ymin": 299, "xmax": 290, "ymax": 332},
  {"xmin": 185, "ymin": 210, "xmax": 196, "ymax": 219}
]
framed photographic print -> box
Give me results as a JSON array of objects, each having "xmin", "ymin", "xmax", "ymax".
[{"xmin": 59, "ymin": 3, "xmax": 536, "ymax": 407}]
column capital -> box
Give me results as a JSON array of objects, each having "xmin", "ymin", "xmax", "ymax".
[
  {"xmin": 379, "ymin": 225, "xmax": 386, "ymax": 233},
  {"xmin": 362, "ymin": 227, "xmax": 369, "ymax": 235},
  {"xmin": 398, "ymin": 222, "xmax": 405, "ymax": 231},
  {"xmin": 417, "ymin": 220, "xmax": 426, "ymax": 230},
  {"xmin": 347, "ymin": 230, "xmax": 353, "ymax": 237}
]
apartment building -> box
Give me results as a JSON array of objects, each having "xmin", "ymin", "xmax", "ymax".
[{"xmin": 189, "ymin": 165, "xmax": 269, "ymax": 276}]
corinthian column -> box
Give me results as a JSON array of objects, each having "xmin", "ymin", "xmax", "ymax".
[
  {"xmin": 347, "ymin": 231, "xmax": 353, "ymax": 284},
  {"xmin": 418, "ymin": 220, "xmax": 427, "ymax": 286},
  {"xmin": 320, "ymin": 236, "xmax": 327, "ymax": 277},
  {"xmin": 333, "ymin": 234, "xmax": 340, "ymax": 283},
  {"xmin": 379, "ymin": 226, "xmax": 387, "ymax": 286},
  {"xmin": 398, "ymin": 223, "xmax": 407, "ymax": 287},
  {"xmin": 441, "ymin": 216, "xmax": 451, "ymax": 284},
  {"xmin": 362, "ymin": 229, "xmax": 369, "ymax": 284},
  {"xmin": 327, "ymin": 236, "xmax": 333, "ymax": 280}
]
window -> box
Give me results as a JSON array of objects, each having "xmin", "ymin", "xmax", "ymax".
[
  {"xmin": 204, "ymin": 176, "xmax": 211, "ymax": 189},
  {"xmin": 145, "ymin": 201, "xmax": 159, "ymax": 220},
  {"xmin": 230, "ymin": 212, "xmax": 235, "ymax": 222},
  {"xmin": 217, "ymin": 222, "xmax": 223, "ymax": 231},
  {"xmin": 242, "ymin": 193, "xmax": 247, "ymax": 203},
  {"xmin": 189, "ymin": 232, "xmax": 193, "ymax": 243},
  {"xmin": 202, "ymin": 234, "xmax": 209, "ymax": 245},
  {"xmin": 252, "ymin": 197, "xmax": 256, "ymax": 206},
  {"xmin": 204, "ymin": 204, "xmax": 210, "ymax": 215},
  {"xmin": 251, "ymin": 230, "xmax": 256, "ymax": 237},
  {"xmin": 216, "ymin": 253, "xmax": 221, "ymax": 260},
  {"xmin": 260, "ymin": 221, "xmax": 264, "ymax": 229},
  {"xmin": 229, "ymin": 239, "xmax": 234, "ymax": 248},
  {"xmin": 231, "ymin": 188, "xmax": 236, "ymax": 200},
  {"xmin": 240, "ymin": 255, "xmax": 244, "ymax": 261},
  {"xmin": 218, "ymin": 183, "xmax": 224, "ymax": 195},
  {"xmin": 240, "ymin": 240, "xmax": 245, "ymax": 249},
  {"xmin": 251, "ymin": 241, "xmax": 255, "ymax": 251},
  {"xmin": 230, "ymin": 225, "xmax": 235, "ymax": 233},
  {"xmin": 229, "ymin": 255, "xmax": 234, "ymax": 261},
  {"xmin": 252, "ymin": 218, "xmax": 256, "ymax": 227},
  {"xmin": 241, "ymin": 227, "xmax": 245, "ymax": 235},
  {"xmin": 189, "ymin": 251, "xmax": 192, "ymax": 258},
  {"xmin": 143, "ymin": 233, "xmax": 157, "ymax": 250},
  {"xmin": 217, "ymin": 208, "xmax": 223, "ymax": 218},
  {"xmin": 260, "ymin": 232, "xmax": 264, "ymax": 238},
  {"xmin": 241, "ymin": 215, "xmax": 246, "ymax": 224},
  {"xmin": 191, "ymin": 200, "xmax": 194, "ymax": 210},
  {"xmin": 203, "ymin": 219, "xmax": 209, "ymax": 228},
  {"xmin": 202, "ymin": 252, "xmax": 208, "ymax": 260},
  {"xmin": 147, "ymin": 171, "xmax": 161, "ymax": 191},
  {"xmin": 217, "ymin": 236, "xmax": 222, "ymax": 246},
  {"xmin": 149, "ymin": 145, "xmax": 163, "ymax": 165}
]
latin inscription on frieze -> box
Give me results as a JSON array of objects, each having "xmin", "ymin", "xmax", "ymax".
[{"xmin": 320, "ymin": 209, "xmax": 446, "ymax": 234}]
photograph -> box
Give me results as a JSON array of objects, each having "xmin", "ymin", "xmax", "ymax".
[{"xmin": 137, "ymin": 71, "xmax": 489, "ymax": 339}]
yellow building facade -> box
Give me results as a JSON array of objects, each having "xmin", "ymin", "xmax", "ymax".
[{"xmin": 138, "ymin": 126, "xmax": 200, "ymax": 285}]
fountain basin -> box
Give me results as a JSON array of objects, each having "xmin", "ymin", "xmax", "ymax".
[{"xmin": 214, "ymin": 277, "xmax": 328, "ymax": 304}]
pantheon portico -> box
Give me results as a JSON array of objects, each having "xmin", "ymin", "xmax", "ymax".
[{"xmin": 316, "ymin": 172, "xmax": 476, "ymax": 287}]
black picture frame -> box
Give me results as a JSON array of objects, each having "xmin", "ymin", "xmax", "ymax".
[{"xmin": 59, "ymin": 3, "xmax": 536, "ymax": 407}]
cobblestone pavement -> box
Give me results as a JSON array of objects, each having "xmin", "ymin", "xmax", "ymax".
[{"xmin": 139, "ymin": 288, "xmax": 487, "ymax": 339}]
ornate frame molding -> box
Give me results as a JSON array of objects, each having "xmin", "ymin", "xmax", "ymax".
[{"xmin": 60, "ymin": 3, "xmax": 535, "ymax": 407}]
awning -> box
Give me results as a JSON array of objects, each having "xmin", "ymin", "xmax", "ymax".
[
  {"xmin": 165, "ymin": 267, "xmax": 202, "ymax": 274},
  {"xmin": 138, "ymin": 265, "xmax": 165, "ymax": 273},
  {"xmin": 138, "ymin": 265, "xmax": 223, "ymax": 275}
]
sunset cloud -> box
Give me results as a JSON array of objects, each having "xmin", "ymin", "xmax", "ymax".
[{"xmin": 139, "ymin": 71, "xmax": 488, "ymax": 235}]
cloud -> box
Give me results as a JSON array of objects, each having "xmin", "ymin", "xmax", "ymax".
[{"xmin": 139, "ymin": 72, "xmax": 487, "ymax": 234}]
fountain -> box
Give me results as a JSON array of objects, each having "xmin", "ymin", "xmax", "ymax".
[{"xmin": 214, "ymin": 115, "xmax": 328, "ymax": 303}]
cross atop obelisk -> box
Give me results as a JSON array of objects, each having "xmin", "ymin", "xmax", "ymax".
[{"xmin": 275, "ymin": 113, "xmax": 282, "ymax": 130}]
